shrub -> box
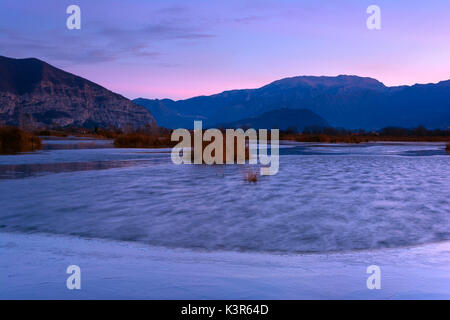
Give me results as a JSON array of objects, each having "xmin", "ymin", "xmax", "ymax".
[
  {"xmin": 0, "ymin": 127, "xmax": 42, "ymax": 154},
  {"xmin": 190, "ymin": 138, "xmax": 250, "ymax": 164},
  {"xmin": 242, "ymin": 167, "xmax": 258, "ymax": 183}
]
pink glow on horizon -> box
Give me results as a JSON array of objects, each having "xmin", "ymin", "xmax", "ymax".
[
  {"xmin": 68, "ymin": 66, "xmax": 450, "ymax": 101},
  {"xmin": 4, "ymin": 0, "xmax": 450, "ymax": 100}
]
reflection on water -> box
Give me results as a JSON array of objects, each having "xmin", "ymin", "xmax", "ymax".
[
  {"xmin": 0, "ymin": 137, "xmax": 149, "ymax": 178},
  {"xmin": 41, "ymin": 137, "xmax": 114, "ymax": 150},
  {"xmin": 0, "ymin": 139, "xmax": 448, "ymax": 254},
  {"xmin": 0, "ymin": 160, "xmax": 148, "ymax": 179}
]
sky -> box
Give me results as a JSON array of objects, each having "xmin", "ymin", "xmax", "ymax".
[{"xmin": 1, "ymin": 0, "xmax": 450, "ymax": 100}]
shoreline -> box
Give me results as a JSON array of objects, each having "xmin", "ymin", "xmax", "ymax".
[{"xmin": 1, "ymin": 231, "xmax": 449, "ymax": 299}]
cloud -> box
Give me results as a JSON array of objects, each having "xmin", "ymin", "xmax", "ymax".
[
  {"xmin": 99, "ymin": 24, "xmax": 215, "ymax": 41},
  {"xmin": 233, "ymin": 15, "xmax": 266, "ymax": 25},
  {"xmin": 154, "ymin": 5, "xmax": 190, "ymax": 15},
  {"xmin": 0, "ymin": 29, "xmax": 133, "ymax": 65},
  {"xmin": 0, "ymin": 3, "xmax": 216, "ymax": 67},
  {"xmin": 0, "ymin": 1, "xmax": 272, "ymax": 68}
]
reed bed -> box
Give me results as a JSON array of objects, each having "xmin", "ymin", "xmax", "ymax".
[
  {"xmin": 114, "ymin": 132, "xmax": 175, "ymax": 148},
  {"xmin": 0, "ymin": 126, "xmax": 42, "ymax": 154}
]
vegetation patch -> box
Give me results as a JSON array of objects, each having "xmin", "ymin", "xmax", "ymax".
[
  {"xmin": 242, "ymin": 167, "xmax": 259, "ymax": 183},
  {"xmin": 0, "ymin": 127, "xmax": 42, "ymax": 154},
  {"xmin": 114, "ymin": 131, "xmax": 176, "ymax": 148}
]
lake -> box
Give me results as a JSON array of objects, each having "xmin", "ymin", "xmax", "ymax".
[{"xmin": 0, "ymin": 138, "xmax": 448, "ymax": 254}]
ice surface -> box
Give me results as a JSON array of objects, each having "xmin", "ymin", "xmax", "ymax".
[
  {"xmin": 0, "ymin": 141, "xmax": 448, "ymax": 253},
  {"xmin": 1, "ymin": 232, "xmax": 449, "ymax": 299},
  {"xmin": 0, "ymin": 140, "xmax": 449, "ymax": 299}
]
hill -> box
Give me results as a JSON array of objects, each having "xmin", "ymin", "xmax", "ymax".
[
  {"xmin": 0, "ymin": 56, "xmax": 157, "ymax": 130},
  {"xmin": 219, "ymin": 108, "xmax": 328, "ymax": 131},
  {"xmin": 135, "ymin": 75, "xmax": 450, "ymax": 130}
]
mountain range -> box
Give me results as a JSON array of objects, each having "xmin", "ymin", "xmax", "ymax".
[
  {"xmin": 135, "ymin": 75, "xmax": 450, "ymax": 130},
  {"xmin": 218, "ymin": 108, "xmax": 328, "ymax": 131},
  {"xmin": 0, "ymin": 56, "xmax": 156, "ymax": 130},
  {"xmin": 1, "ymin": 55, "xmax": 449, "ymax": 131}
]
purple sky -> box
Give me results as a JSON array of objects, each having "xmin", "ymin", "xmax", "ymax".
[{"xmin": 1, "ymin": 0, "xmax": 450, "ymax": 99}]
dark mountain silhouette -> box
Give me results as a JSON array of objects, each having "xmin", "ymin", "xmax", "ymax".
[
  {"xmin": 133, "ymin": 97, "xmax": 201, "ymax": 129},
  {"xmin": 0, "ymin": 56, "xmax": 157, "ymax": 129},
  {"xmin": 135, "ymin": 75, "xmax": 450, "ymax": 130},
  {"xmin": 219, "ymin": 108, "xmax": 328, "ymax": 131}
]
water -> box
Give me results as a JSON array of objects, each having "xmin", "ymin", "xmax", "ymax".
[{"xmin": 0, "ymin": 139, "xmax": 449, "ymax": 253}]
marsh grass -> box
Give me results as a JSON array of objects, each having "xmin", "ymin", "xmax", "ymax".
[
  {"xmin": 191, "ymin": 138, "xmax": 250, "ymax": 164},
  {"xmin": 288, "ymin": 134, "xmax": 369, "ymax": 143},
  {"xmin": 281, "ymin": 127, "xmax": 450, "ymax": 144},
  {"xmin": 242, "ymin": 167, "xmax": 259, "ymax": 183},
  {"xmin": 0, "ymin": 127, "xmax": 42, "ymax": 154},
  {"xmin": 114, "ymin": 132, "xmax": 176, "ymax": 148}
]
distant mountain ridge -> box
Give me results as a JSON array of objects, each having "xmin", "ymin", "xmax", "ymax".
[
  {"xmin": 135, "ymin": 75, "xmax": 450, "ymax": 130},
  {"xmin": 0, "ymin": 56, "xmax": 157, "ymax": 129},
  {"xmin": 219, "ymin": 108, "xmax": 328, "ymax": 131}
]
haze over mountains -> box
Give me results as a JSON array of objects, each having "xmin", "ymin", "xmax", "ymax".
[
  {"xmin": 135, "ymin": 75, "xmax": 450, "ymax": 130},
  {"xmin": 0, "ymin": 56, "xmax": 157, "ymax": 130}
]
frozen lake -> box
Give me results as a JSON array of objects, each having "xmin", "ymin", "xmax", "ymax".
[
  {"xmin": 0, "ymin": 139, "xmax": 449, "ymax": 299},
  {"xmin": 0, "ymin": 139, "xmax": 448, "ymax": 253}
]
